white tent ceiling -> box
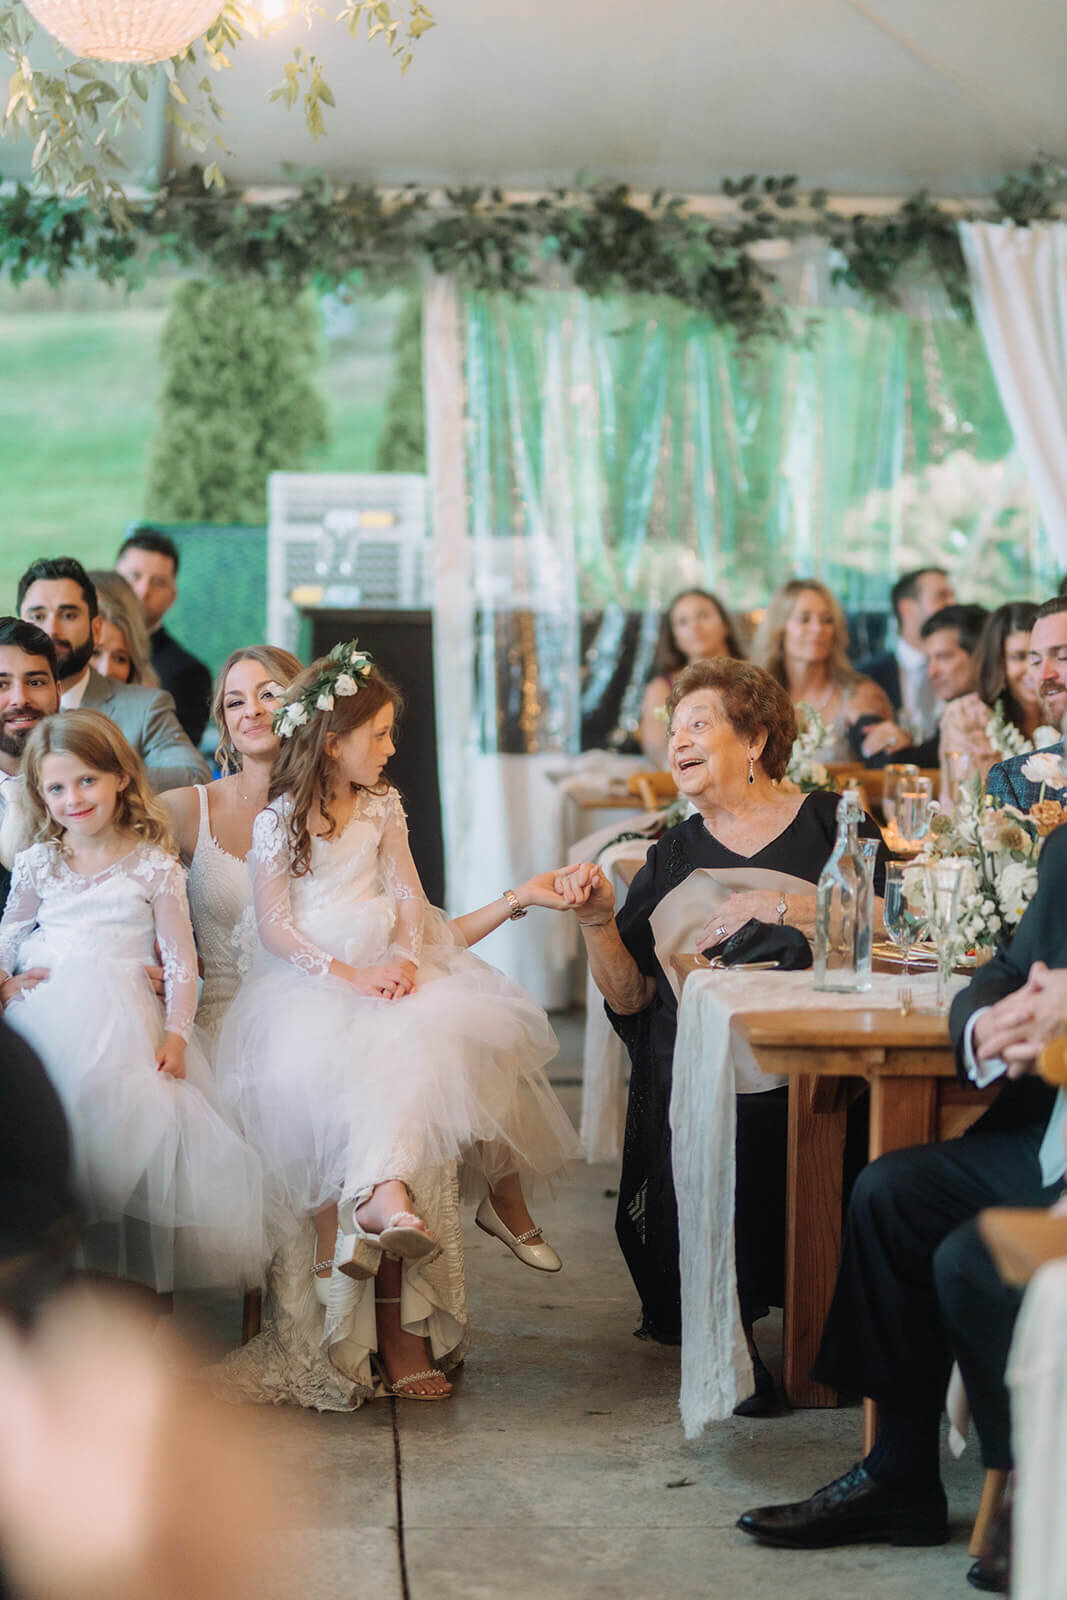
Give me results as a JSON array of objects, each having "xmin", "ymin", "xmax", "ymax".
[
  {"xmin": 2, "ymin": 0, "xmax": 1065, "ymax": 196},
  {"xmin": 187, "ymin": 0, "xmax": 1066, "ymax": 196}
]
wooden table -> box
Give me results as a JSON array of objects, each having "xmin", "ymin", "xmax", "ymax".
[{"xmin": 733, "ymin": 1002, "xmax": 995, "ymax": 1424}]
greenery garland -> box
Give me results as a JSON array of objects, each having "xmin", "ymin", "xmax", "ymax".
[{"xmin": 1, "ymin": 163, "xmax": 1066, "ymax": 341}]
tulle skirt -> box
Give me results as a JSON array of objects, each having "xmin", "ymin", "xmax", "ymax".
[
  {"xmin": 6, "ymin": 954, "xmax": 267, "ymax": 1293},
  {"xmin": 216, "ymin": 943, "xmax": 578, "ymax": 1217}
]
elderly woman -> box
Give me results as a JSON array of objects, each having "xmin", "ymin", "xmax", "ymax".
[{"xmin": 565, "ymin": 658, "xmax": 885, "ymax": 1407}]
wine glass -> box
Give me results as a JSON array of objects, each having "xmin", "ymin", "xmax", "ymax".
[
  {"xmin": 882, "ymin": 763, "xmax": 919, "ymax": 828},
  {"xmin": 897, "ymin": 777, "xmax": 934, "ymax": 848},
  {"xmin": 923, "ymin": 862, "xmax": 965, "ymax": 1010},
  {"xmin": 882, "ymin": 863, "xmax": 924, "ymax": 978}
]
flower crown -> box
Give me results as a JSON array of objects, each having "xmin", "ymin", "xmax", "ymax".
[{"xmin": 272, "ymin": 640, "xmax": 374, "ymax": 739}]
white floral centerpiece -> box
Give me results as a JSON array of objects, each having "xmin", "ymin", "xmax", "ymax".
[
  {"xmin": 784, "ymin": 703, "xmax": 838, "ymax": 793},
  {"xmin": 907, "ymin": 776, "xmax": 1067, "ymax": 959}
]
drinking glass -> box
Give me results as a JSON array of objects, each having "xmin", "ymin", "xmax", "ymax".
[
  {"xmin": 882, "ymin": 763, "xmax": 919, "ymax": 827},
  {"xmin": 943, "ymin": 749, "xmax": 975, "ymax": 811},
  {"xmin": 882, "ymin": 863, "xmax": 924, "ymax": 978},
  {"xmin": 897, "ymin": 777, "xmax": 934, "ymax": 847},
  {"xmin": 923, "ymin": 862, "xmax": 964, "ymax": 1009}
]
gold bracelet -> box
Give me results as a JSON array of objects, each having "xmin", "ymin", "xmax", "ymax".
[{"xmin": 502, "ymin": 888, "xmax": 527, "ymax": 920}]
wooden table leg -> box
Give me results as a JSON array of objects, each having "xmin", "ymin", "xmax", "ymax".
[
  {"xmin": 783, "ymin": 1074, "xmax": 847, "ymax": 1407},
  {"xmin": 862, "ymin": 1074, "xmax": 939, "ymax": 1451}
]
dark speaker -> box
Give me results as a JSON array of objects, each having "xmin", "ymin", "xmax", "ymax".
[{"xmin": 306, "ymin": 609, "xmax": 445, "ymax": 907}]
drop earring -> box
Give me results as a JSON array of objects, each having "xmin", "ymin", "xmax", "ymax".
[{"xmin": 748, "ymin": 756, "xmax": 755, "ymax": 785}]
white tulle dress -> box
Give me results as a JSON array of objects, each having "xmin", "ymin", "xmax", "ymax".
[
  {"xmin": 185, "ymin": 784, "xmax": 470, "ymax": 1406},
  {"xmin": 0, "ymin": 839, "xmax": 265, "ymax": 1292},
  {"xmin": 216, "ymin": 787, "xmax": 577, "ymax": 1224}
]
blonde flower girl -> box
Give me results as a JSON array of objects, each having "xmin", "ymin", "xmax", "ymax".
[
  {"xmin": 0, "ymin": 710, "xmax": 265, "ymax": 1292},
  {"xmin": 216, "ymin": 645, "xmax": 578, "ymax": 1396}
]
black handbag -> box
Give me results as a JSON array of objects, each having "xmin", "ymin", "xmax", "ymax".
[{"xmin": 701, "ymin": 917, "xmax": 813, "ymax": 970}]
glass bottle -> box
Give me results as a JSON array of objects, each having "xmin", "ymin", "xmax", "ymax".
[{"xmin": 813, "ymin": 789, "xmax": 874, "ymax": 992}]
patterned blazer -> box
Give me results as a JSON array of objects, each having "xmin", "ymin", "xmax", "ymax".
[{"xmin": 985, "ymin": 741, "xmax": 1065, "ymax": 812}]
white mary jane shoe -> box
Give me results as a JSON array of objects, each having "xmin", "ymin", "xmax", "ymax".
[{"xmin": 475, "ymin": 1195, "xmax": 562, "ymax": 1273}]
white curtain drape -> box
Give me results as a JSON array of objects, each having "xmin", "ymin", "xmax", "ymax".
[{"xmin": 959, "ymin": 221, "xmax": 1067, "ymax": 562}]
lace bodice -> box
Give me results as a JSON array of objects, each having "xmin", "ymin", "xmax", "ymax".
[
  {"xmin": 185, "ymin": 786, "xmax": 253, "ymax": 1036},
  {"xmin": 249, "ymin": 787, "xmax": 424, "ymax": 978},
  {"xmin": 0, "ymin": 839, "xmax": 198, "ymax": 1038}
]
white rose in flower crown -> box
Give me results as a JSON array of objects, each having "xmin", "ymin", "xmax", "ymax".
[
  {"xmin": 316, "ymin": 691, "xmax": 335, "ymax": 711},
  {"xmin": 998, "ymin": 860, "xmax": 1039, "ymax": 925},
  {"xmin": 1020, "ymin": 751, "xmax": 1065, "ymax": 790},
  {"xmin": 284, "ymin": 702, "xmax": 309, "ymax": 731},
  {"xmin": 334, "ymin": 673, "xmax": 359, "ymax": 697}
]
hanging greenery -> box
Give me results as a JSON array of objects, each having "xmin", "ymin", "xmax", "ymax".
[
  {"xmin": 0, "ymin": 1, "xmax": 434, "ymax": 213},
  {"xmin": 1, "ymin": 163, "xmax": 1066, "ymax": 341},
  {"xmin": 145, "ymin": 279, "xmax": 328, "ymax": 522}
]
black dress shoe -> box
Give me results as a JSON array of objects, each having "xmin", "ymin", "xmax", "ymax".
[
  {"xmin": 733, "ymin": 1352, "xmax": 780, "ymax": 1418},
  {"xmin": 967, "ymin": 1558, "xmax": 1009, "ymax": 1594},
  {"xmin": 736, "ymin": 1463, "xmax": 948, "ymax": 1549}
]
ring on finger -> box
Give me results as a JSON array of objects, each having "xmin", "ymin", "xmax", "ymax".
[{"xmin": 715, "ymin": 924, "xmax": 727, "ymax": 940}]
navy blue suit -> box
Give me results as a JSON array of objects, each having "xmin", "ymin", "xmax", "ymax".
[{"xmin": 856, "ymin": 649, "xmax": 903, "ymax": 714}]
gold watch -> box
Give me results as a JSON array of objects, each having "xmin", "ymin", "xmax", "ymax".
[{"xmin": 502, "ymin": 888, "xmax": 527, "ymax": 920}]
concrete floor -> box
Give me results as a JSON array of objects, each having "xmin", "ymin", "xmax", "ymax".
[{"xmin": 183, "ymin": 1013, "xmax": 986, "ymax": 1600}]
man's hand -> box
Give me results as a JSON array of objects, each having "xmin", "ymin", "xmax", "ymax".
[
  {"xmin": 998, "ymin": 962, "xmax": 1067, "ymax": 1074},
  {"xmin": 0, "ymin": 968, "xmax": 49, "ymax": 1008}
]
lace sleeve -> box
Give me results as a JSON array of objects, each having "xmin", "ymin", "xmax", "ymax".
[
  {"xmin": 147, "ymin": 855, "xmax": 200, "ymax": 1040},
  {"xmin": 0, "ymin": 847, "xmax": 43, "ymax": 980},
  {"xmin": 249, "ymin": 805, "xmax": 332, "ymax": 979},
  {"xmin": 379, "ymin": 790, "xmax": 425, "ymax": 966}
]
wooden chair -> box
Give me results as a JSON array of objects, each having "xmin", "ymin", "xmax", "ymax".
[{"xmin": 627, "ymin": 770, "xmax": 678, "ymax": 812}]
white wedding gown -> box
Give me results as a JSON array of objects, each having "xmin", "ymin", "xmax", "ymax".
[
  {"xmin": 185, "ymin": 785, "xmax": 469, "ymax": 1408},
  {"xmin": 0, "ymin": 839, "xmax": 265, "ymax": 1292},
  {"xmin": 216, "ymin": 788, "xmax": 577, "ymax": 1218}
]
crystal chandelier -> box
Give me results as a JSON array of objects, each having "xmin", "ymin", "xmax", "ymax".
[{"xmin": 22, "ymin": 0, "xmax": 227, "ymax": 63}]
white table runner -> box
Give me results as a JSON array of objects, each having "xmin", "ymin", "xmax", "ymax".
[{"xmin": 671, "ymin": 965, "xmax": 964, "ymax": 1439}]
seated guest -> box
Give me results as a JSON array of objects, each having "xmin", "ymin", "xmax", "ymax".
[
  {"xmin": 851, "ymin": 602, "xmax": 988, "ymax": 767},
  {"xmin": 750, "ymin": 578, "xmax": 892, "ymax": 761},
  {"xmin": 17, "ymin": 558, "xmax": 209, "ymax": 794},
  {"xmin": 936, "ymin": 601, "xmax": 1042, "ymax": 787},
  {"xmin": 858, "ymin": 566, "xmax": 956, "ymax": 740},
  {"xmin": 116, "ymin": 528, "xmax": 212, "ymax": 747},
  {"xmin": 563, "ymin": 659, "xmax": 885, "ymax": 1403},
  {"xmin": 88, "ymin": 570, "xmax": 159, "ymax": 688},
  {"xmin": 639, "ymin": 589, "xmax": 744, "ymax": 764},
  {"xmin": 987, "ymin": 596, "xmax": 1067, "ymax": 808},
  {"xmin": 0, "ymin": 619, "xmax": 61, "ymax": 912},
  {"xmin": 737, "ymin": 819, "xmax": 1067, "ymax": 1579}
]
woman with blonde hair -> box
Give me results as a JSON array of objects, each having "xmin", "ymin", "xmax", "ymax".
[
  {"xmin": 750, "ymin": 578, "xmax": 892, "ymax": 762},
  {"xmin": 88, "ymin": 570, "xmax": 159, "ymax": 688},
  {"xmin": 0, "ymin": 709, "xmax": 264, "ymax": 1293}
]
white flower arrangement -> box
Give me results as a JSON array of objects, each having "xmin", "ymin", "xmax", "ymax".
[
  {"xmin": 1020, "ymin": 749, "xmax": 1066, "ymax": 791},
  {"xmin": 907, "ymin": 778, "xmax": 1066, "ymax": 957},
  {"xmin": 273, "ymin": 639, "xmax": 374, "ymax": 739},
  {"xmin": 784, "ymin": 703, "xmax": 838, "ymax": 793}
]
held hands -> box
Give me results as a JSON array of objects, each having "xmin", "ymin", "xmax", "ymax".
[
  {"xmin": 554, "ymin": 862, "xmax": 614, "ymax": 925},
  {"xmin": 975, "ymin": 962, "xmax": 1067, "ymax": 1075},
  {"xmin": 0, "ymin": 968, "xmax": 49, "ymax": 1008},
  {"xmin": 156, "ymin": 1033, "xmax": 186, "ymax": 1079},
  {"xmin": 860, "ymin": 720, "xmax": 911, "ymax": 759}
]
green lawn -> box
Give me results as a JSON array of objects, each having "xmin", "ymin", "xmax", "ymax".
[{"xmin": 0, "ymin": 284, "xmax": 408, "ymax": 608}]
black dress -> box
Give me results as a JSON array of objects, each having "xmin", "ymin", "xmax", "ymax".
[{"xmin": 610, "ymin": 791, "xmax": 886, "ymax": 1341}]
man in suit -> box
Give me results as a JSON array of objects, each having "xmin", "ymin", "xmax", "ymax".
[
  {"xmin": 16, "ymin": 558, "xmax": 209, "ymax": 794},
  {"xmin": 116, "ymin": 528, "xmax": 212, "ymax": 747},
  {"xmin": 986, "ymin": 595, "xmax": 1067, "ymax": 808},
  {"xmin": 0, "ymin": 618, "xmax": 61, "ymax": 919},
  {"xmin": 858, "ymin": 566, "xmax": 956, "ymax": 740},
  {"xmin": 851, "ymin": 602, "xmax": 988, "ymax": 768},
  {"xmin": 737, "ymin": 824, "xmax": 1067, "ymax": 1578}
]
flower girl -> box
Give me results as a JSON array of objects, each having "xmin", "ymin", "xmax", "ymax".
[
  {"xmin": 216, "ymin": 644, "xmax": 578, "ymax": 1300},
  {"xmin": 0, "ymin": 710, "xmax": 265, "ymax": 1292}
]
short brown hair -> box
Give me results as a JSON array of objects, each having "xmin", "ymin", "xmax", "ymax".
[{"xmin": 665, "ymin": 658, "xmax": 797, "ymax": 781}]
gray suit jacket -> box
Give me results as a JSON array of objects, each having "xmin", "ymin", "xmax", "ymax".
[
  {"xmin": 986, "ymin": 741, "xmax": 1065, "ymax": 812},
  {"xmin": 79, "ymin": 667, "xmax": 210, "ymax": 793}
]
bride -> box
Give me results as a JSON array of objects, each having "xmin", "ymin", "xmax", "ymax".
[{"xmin": 163, "ymin": 645, "xmax": 469, "ymax": 1405}]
